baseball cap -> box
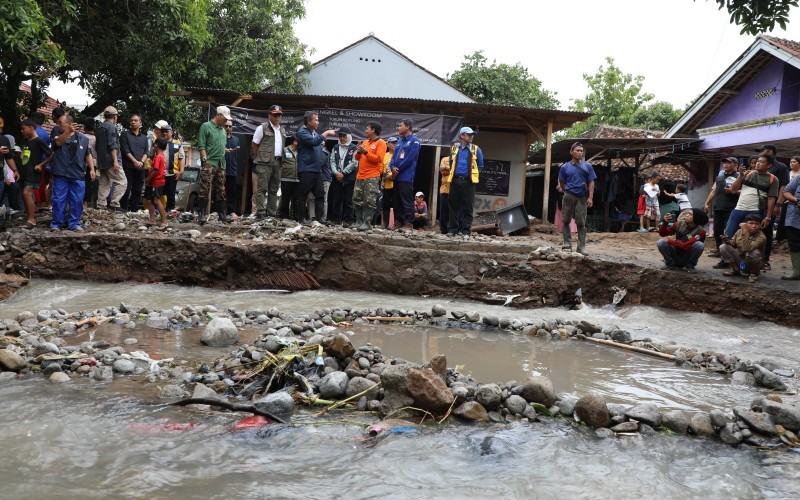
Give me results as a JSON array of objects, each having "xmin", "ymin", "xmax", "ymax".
[
  {"xmin": 103, "ymin": 106, "xmax": 118, "ymax": 116},
  {"xmin": 415, "ymin": 191, "xmax": 424, "ymax": 197},
  {"xmin": 757, "ymin": 144, "xmax": 778, "ymax": 154},
  {"xmin": 269, "ymin": 105, "xmax": 283, "ymax": 115},
  {"xmin": 386, "ymin": 136, "xmax": 398, "ymax": 143},
  {"xmin": 459, "ymin": 126, "xmax": 476, "ymax": 135},
  {"xmin": 154, "ymin": 120, "xmax": 172, "ymax": 131},
  {"xmin": 722, "ymin": 156, "xmax": 738, "ymax": 164},
  {"xmin": 337, "ymin": 126, "xmax": 351, "ymax": 135},
  {"xmin": 216, "ymin": 106, "xmax": 233, "ymax": 120}
]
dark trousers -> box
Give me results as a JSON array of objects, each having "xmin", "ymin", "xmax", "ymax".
[
  {"xmin": 297, "ymin": 172, "xmax": 324, "ymax": 221},
  {"xmin": 225, "ymin": 175, "xmax": 238, "ymax": 214},
  {"xmin": 713, "ymin": 209, "xmax": 732, "ymax": 249},
  {"xmin": 787, "ymin": 226, "xmax": 800, "ymax": 253},
  {"xmin": 764, "ymin": 223, "xmax": 775, "ymax": 262},
  {"xmin": 448, "ymin": 178, "xmax": 475, "ymax": 235},
  {"xmin": 439, "ymin": 193, "xmax": 449, "ymax": 234},
  {"xmin": 279, "ymin": 180, "xmax": 300, "ymax": 220},
  {"xmin": 328, "ymin": 180, "xmax": 355, "ymax": 222},
  {"xmin": 165, "ymin": 175, "xmax": 177, "ymax": 211},
  {"xmin": 120, "ymin": 167, "xmax": 145, "ymax": 212},
  {"xmin": 393, "ymin": 181, "xmax": 414, "ymax": 225}
]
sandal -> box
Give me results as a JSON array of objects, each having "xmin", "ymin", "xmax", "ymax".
[
  {"xmin": 23, "ymin": 222, "xmax": 36, "ymax": 230},
  {"xmin": 749, "ymin": 274, "xmax": 759, "ymax": 283},
  {"xmin": 722, "ymin": 270, "xmax": 740, "ymax": 277},
  {"xmin": 762, "ymin": 262, "xmax": 771, "ymax": 271}
]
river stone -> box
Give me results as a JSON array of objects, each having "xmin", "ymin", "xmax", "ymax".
[
  {"xmin": 201, "ymin": 317, "xmax": 239, "ymax": 347},
  {"xmin": 557, "ymin": 395, "xmax": 579, "ymax": 417},
  {"xmin": 406, "ymin": 367, "xmax": 454, "ymax": 414},
  {"xmin": 42, "ymin": 363, "xmax": 62, "ymax": 376},
  {"xmin": 346, "ymin": 376, "xmax": 379, "ymax": 400},
  {"xmin": 610, "ymin": 421, "xmax": 639, "ymax": 433},
  {"xmin": 112, "ymin": 359, "xmax": 135, "ymax": 374},
  {"xmin": 322, "ymin": 333, "xmax": 356, "ymax": 360},
  {"xmin": 423, "ymin": 354, "xmax": 447, "ymax": 382},
  {"xmin": 358, "ymin": 357, "xmax": 371, "ymax": 370},
  {"xmin": 575, "ymin": 393, "xmax": 611, "ymax": 428},
  {"xmin": 609, "ymin": 329, "xmax": 632, "ymax": 343},
  {"xmin": 625, "ymin": 403, "xmax": 662, "ymax": 428},
  {"xmin": 505, "ymin": 395, "xmax": 528, "ymax": 416},
  {"xmin": 35, "ymin": 342, "xmax": 60, "ymax": 356},
  {"xmin": 709, "ymin": 409, "xmax": 733, "ymax": 428},
  {"xmin": 607, "ymin": 403, "xmax": 628, "ymax": 418},
  {"xmin": 475, "ymin": 384, "xmax": 503, "ymax": 410},
  {"xmin": 254, "ymin": 391, "xmax": 294, "ymax": 419},
  {"xmin": 15, "ymin": 311, "xmax": 35, "ymax": 323},
  {"xmin": 93, "ymin": 365, "xmax": 113, "ymax": 381},
  {"xmin": 595, "ymin": 428, "xmax": 614, "ymax": 439},
  {"xmin": 451, "ymin": 386, "xmax": 469, "ymax": 403},
  {"xmin": 319, "ymin": 371, "xmax": 349, "ymax": 399},
  {"xmin": 453, "ymin": 401, "xmax": 489, "ymax": 422},
  {"xmin": 519, "ymin": 376, "xmax": 556, "ymax": 407},
  {"xmin": 719, "ymin": 422, "xmax": 743, "ymax": 445},
  {"xmin": 431, "ymin": 304, "xmax": 446, "ymax": 317},
  {"xmin": 731, "ymin": 371, "xmax": 756, "ymax": 386},
  {"xmin": 380, "ymin": 363, "xmax": 416, "ymax": 394},
  {"xmin": 752, "ymin": 364, "xmax": 788, "ymax": 391},
  {"xmin": 733, "ymin": 407, "xmax": 777, "ymax": 435},
  {"xmin": 36, "ymin": 310, "xmax": 52, "ymax": 322},
  {"xmin": 662, "ymin": 410, "xmax": 691, "ymax": 435},
  {"xmin": 0, "ymin": 349, "xmax": 26, "ymax": 371},
  {"xmin": 482, "ymin": 315, "xmax": 500, "ymax": 327},
  {"xmin": 465, "ymin": 311, "xmax": 480, "ymax": 323},
  {"xmin": 159, "ymin": 384, "xmax": 188, "ymax": 399},
  {"xmin": 49, "ymin": 372, "xmax": 70, "ymax": 383},
  {"xmin": 763, "ymin": 400, "xmax": 800, "ymax": 432},
  {"xmin": 690, "ymin": 413, "xmax": 716, "ymax": 436},
  {"xmin": 145, "ymin": 317, "xmax": 170, "ymax": 330}
]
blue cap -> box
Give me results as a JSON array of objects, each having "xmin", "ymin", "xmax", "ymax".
[
  {"xmin": 459, "ymin": 126, "xmax": 476, "ymax": 135},
  {"xmin": 386, "ymin": 136, "xmax": 398, "ymax": 143}
]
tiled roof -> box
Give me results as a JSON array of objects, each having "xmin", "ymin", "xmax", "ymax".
[
  {"xmin": 19, "ymin": 83, "xmax": 67, "ymax": 134},
  {"xmin": 578, "ymin": 124, "xmax": 664, "ymax": 140},
  {"xmin": 761, "ymin": 35, "xmax": 800, "ymax": 58}
]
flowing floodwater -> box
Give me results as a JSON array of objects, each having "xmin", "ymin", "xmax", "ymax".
[{"xmin": 1, "ymin": 280, "xmax": 800, "ymax": 498}]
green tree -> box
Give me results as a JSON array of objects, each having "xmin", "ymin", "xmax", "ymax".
[
  {"xmin": 705, "ymin": 0, "xmax": 798, "ymax": 35},
  {"xmin": 448, "ymin": 51, "xmax": 559, "ymax": 109},
  {"xmin": 564, "ymin": 57, "xmax": 653, "ymax": 137},
  {"xmin": 630, "ymin": 101, "xmax": 685, "ymax": 132},
  {"xmin": 0, "ymin": 0, "xmax": 68, "ymax": 137}
]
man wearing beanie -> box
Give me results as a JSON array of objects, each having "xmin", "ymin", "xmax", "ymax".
[{"xmin": 656, "ymin": 207, "xmax": 708, "ymax": 272}]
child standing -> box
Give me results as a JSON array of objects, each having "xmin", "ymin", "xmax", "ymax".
[
  {"xmin": 20, "ymin": 119, "xmax": 52, "ymax": 229},
  {"xmin": 145, "ymin": 137, "xmax": 168, "ymax": 228},
  {"xmin": 640, "ymin": 173, "xmax": 661, "ymax": 232}
]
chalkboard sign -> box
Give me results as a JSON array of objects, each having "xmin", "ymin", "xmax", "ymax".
[{"xmin": 476, "ymin": 160, "xmax": 510, "ymax": 196}]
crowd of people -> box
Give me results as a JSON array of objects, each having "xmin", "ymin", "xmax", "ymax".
[{"xmin": 0, "ymin": 104, "xmax": 486, "ymax": 236}]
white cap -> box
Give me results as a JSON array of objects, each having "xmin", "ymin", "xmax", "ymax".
[
  {"xmin": 415, "ymin": 191, "xmax": 424, "ymax": 197},
  {"xmin": 154, "ymin": 120, "xmax": 171, "ymax": 130},
  {"xmin": 216, "ymin": 106, "xmax": 233, "ymax": 120}
]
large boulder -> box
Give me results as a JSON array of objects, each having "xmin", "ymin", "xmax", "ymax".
[
  {"xmin": 733, "ymin": 407, "xmax": 777, "ymax": 436},
  {"xmin": 453, "ymin": 401, "xmax": 489, "ymax": 422},
  {"xmin": 662, "ymin": 410, "xmax": 691, "ymax": 435},
  {"xmin": 0, "ymin": 349, "xmax": 26, "ymax": 371},
  {"xmin": 752, "ymin": 365, "xmax": 788, "ymax": 391},
  {"xmin": 254, "ymin": 391, "xmax": 294, "ymax": 420},
  {"xmin": 200, "ymin": 317, "xmax": 239, "ymax": 347},
  {"xmin": 763, "ymin": 400, "xmax": 800, "ymax": 432},
  {"xmin": 406, "ymin": 367, "xmax": 454, "ymax": 414},
  {"xmin": 519, "ymin": 376, "xmax": 556, "ymax": 407},
  {"xmin": 424, "ymin": 355, "xmax": 447, "ymax": 382},
  {"xmin": 318, "ymin": 371, "xmax": 349, "ymax": 400},
  {"xmin": 380, "ymin": 363, "xmax": 416, "ymax": 393},
  {"xmin": 345, "ymin": 376, "xmax": 379, "ymax": 399},
  {"xmin": 322, "ymin": 333, "xmax": 355, "ymax": 360},
  {"xmin": 574, "ymin": 393, "xmax": 610, "ymax": 428},
  {"xmin": 624, "ymin": 403, "xmax": 662, "ymax": 428}
]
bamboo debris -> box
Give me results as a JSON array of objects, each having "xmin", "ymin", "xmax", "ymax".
[
  {"xmin": 579, "ymin": 334, "xmax": 676, "ymax": 361},
  {"xmin": 317, "ymin": 382, "xmax": 383, "ymax": 415},
  {"xmin": 171, "ymin": 398, "xmax": 288, "ymax": 424},
  {"xmin": 363, "ymin": 316, "xmax": 413, "ymax": 322}
]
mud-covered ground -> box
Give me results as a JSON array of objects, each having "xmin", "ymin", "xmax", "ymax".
[{"xmin": 1, "ymin": 208, "xmax": 799, "ymax": 327}]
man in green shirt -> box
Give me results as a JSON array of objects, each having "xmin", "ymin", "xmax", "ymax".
[{"xmin": 197, "ymin": 105, "xmax": 231, "ymax": 221}]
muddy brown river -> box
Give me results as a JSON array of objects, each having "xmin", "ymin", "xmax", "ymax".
[{"xmin": 1, "ymin": 280, "xmax": 800, "ymax": 498}]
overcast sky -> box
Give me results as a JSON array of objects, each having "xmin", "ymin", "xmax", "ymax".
[{"xmin": 53, "ymin": 0, "xmax": 800, "ymax": 111}]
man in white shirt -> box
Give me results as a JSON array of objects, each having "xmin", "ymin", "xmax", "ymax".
[{"xmin": 251, "ymin": 105, "xmax": 286, "ymax": 219}]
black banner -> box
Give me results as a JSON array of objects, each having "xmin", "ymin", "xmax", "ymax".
[
  {"xmin": 476, "ymin": 159, "xmax": 511, "ymax": 196},
  {"xmin": 210, "ymin": 104, "xmax": 462, "ymax": 147}
]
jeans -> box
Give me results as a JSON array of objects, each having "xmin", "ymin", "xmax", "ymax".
[
  {"xmin": 51, "ymin": 176, "xmax": 85, "ymax": 229},
  {"xmin": 725, "ymin": 209, "xmax": 761, "ymax": 240},
  {"xmin": 657, "ymin": 239, "xmax": 704, "ymax": 268}
]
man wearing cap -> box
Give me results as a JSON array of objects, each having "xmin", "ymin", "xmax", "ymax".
[
  {"xmin": 756, "ymin": 144, "xmax": 790, "ymax": 270},
  {"xmin": 327, "ymin": 126, "xmax": 358, "ymax": 225},
  {"xmin": 296, "ymin": 111, "xmax": 336, "ymax": 224},
  {"xmin": 153, "ymin": 121, "xmax": 186, "ymax": 211},
  {"xmin": 119, "ymin": 114, "xmax": 149, "ymax": 212},
  {"xmin": 557, "ymin": 142, "xmax": 596, "ymax": 254},
  {"xmin": 251, "ymin": 105, "xmax": 287, "ymax": 219},
  {"xmin": 704, "ymin": 157, "xmax": 740, "ymax": 263},
  {"xmin": 95, "ymin": 106, "xmax": 127, "ymax": 211},
  {"xmin": 197, "ymin": 105, "xmax": 231, "ymax": 221},
  {"xmin": 389, "ymin": 119, "xmax": 421, "ymax": 231},
  {"xmin": 412, "ymin": 191, "xmax": 429, "ymax": 229},
  {"xmin": 446, "ymin": 127, "xmax": 484, "ymax": 237},
  {"xmin": 381, "ymin": 137, "xmax": 398, "ymax": 228}
]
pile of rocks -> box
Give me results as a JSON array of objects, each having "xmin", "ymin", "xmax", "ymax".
[{"xmin": 528, "ymin": 245, "xmax": 586, "ymax": 262}]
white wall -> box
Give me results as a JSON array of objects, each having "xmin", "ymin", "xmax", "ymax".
[
  {"xmin": 472, "ymin": 131, "xmax": 527, "ymax": 212},
  {"xmin": 304, "ymin": 38, "xmax": 473, "ymax": 102}
]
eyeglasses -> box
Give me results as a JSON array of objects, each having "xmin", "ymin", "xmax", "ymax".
[{"xmin": 224, "ymin": 125, "xmax": 233, "ymax": 128}]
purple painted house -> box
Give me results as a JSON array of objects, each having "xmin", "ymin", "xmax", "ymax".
[{"xmin": 665, "ymin": 35, "xmax": 800, "ymax": 208}]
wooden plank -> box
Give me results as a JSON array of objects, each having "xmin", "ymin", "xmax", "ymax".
[
  {"xmin": 542, "ymin": 118, "xmax": 554, "ymax": 222},
  {"xmin": 430, "ymin": 146, "xmax": 442, "ymax": 225}
]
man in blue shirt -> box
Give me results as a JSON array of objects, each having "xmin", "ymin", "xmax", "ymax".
[
  {"xmin": 445, "ymin": 126, "xmax": 484, "ymax": 237},
  {"xmin": 557, "ymin": 142, "xmax": 596, "ymax": 255},
  {"xmin": 295, "ymin": 111, "xmax": 336, "ymax": 224},
  {"xmin": 389, "ymin": 119, "xmax": 421, "ymax": 230},
  {"xmin": 50, "ymin": 115, "xmax": 95, "ymax": 231}
]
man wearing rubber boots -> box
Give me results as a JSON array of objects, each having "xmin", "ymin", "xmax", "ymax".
[
  {"xmin": 197, "ymin": 106, "xmax": 231, "ymax": 223},
  {"xmin": 558, "ymin": 142, "xmax": 596, "ymax": 255}
]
